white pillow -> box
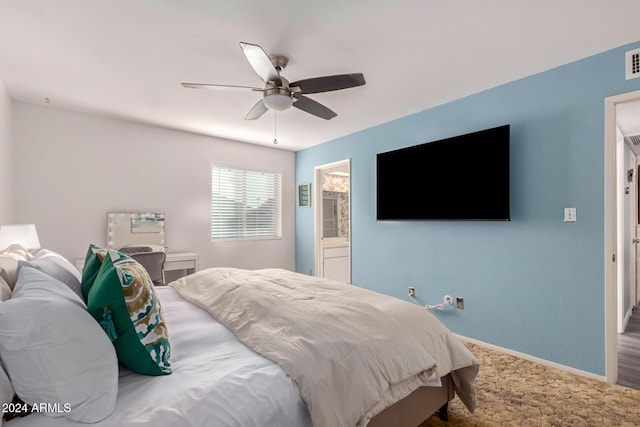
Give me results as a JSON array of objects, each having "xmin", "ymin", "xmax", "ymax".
[
  {"xmin": 12, "ymin": 265, "xmax": 85, "ymax": 309},
  {"xmin": 0, "ymin": 274, "xmax": 11, "ymax": 302},
  {"xmin": 33, "ymin": 248, "xmax": 80, "ymax": 272},
  {"xmin": 18, "ymin": 249, "xmax": 82, "ymax": 299},
  {"xmin": 0, "ymin": 267, "xmax": 118, "ymax": 423},
  {"xmin": 0, "ymin": 244, "xmax": 33, "ymax": 290},
  {"xmin": 1, "ymin": 244, "xmax": 32, "ymax": 261}
]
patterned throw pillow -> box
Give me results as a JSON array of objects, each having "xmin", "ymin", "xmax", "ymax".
[
  {"xmin": 81, "ymin": 244, "xmax": 107, "ymax": 301},
  {"xmin": 85, "ymin": 248, "xmax": 171, "ymax": 376}
]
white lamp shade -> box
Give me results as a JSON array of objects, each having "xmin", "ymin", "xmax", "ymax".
[{"xmin": 0, "ymin": 224, "xmax": 41, "ymax": 251}]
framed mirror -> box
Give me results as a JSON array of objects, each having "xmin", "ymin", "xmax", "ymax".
[{"xmin": 107, "ymin": 212, "xmax": 165, "ymax": 250}]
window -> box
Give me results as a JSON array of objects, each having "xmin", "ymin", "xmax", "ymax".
[{"xmin": 211, "ymin": 165, "xmax": 282, "ymax": 240}]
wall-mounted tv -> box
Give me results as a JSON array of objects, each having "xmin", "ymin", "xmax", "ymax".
[{"xmin": 376, "ymin": 125, "xmax": 510, "ymax": 221}]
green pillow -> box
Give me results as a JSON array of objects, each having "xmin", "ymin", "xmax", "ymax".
[
  {"xmin": 81, "ymin": 244, "xmax": 107, "ymax": 301},
  {"xmin": 86, "ymin": 249, "xmax": 171, "ymax": 376}
]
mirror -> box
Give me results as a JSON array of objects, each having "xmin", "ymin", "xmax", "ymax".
[
  {"xmin": 314, "ymin": 159, "xmax": 351, "ymax": 284},
  {"xmin": 107, "ymin": 212, "xmax": 165, "ymax": 250},
  {"xmin": 322, "ymin": 194, "xmax": 339, "ymax": 238},
  {"xmin": 321, "ymin": 166, "xmax": 350, "ymax": 240}
]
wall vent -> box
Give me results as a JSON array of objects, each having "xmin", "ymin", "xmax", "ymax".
[
  {"xmin": 626, "ymin": 48, "xmax": 640, "ymax": 80},
  {"xmin": 624, "ymin": 134, "xmax": 640, "ymax": 146}
]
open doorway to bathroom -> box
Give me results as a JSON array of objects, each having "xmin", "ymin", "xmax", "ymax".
[{"xmin": 314, "ymin": 159, "xmax": 351, "ymax": 284}]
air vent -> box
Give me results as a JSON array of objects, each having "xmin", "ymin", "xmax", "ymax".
[
  {"xmin": 626, "ymin": 48, "xmax": 640, "ymax": 80},
  {"xmin": 624, "ymin": 134, "xmax": 640, "ymax": 146}
]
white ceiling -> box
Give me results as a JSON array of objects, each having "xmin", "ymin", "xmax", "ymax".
[{"xmin": 1, "ymin": 1, "xmax": 640, "ymax": 152}]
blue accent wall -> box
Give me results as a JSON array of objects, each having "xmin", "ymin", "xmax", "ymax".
[{"xmin": 295, "ymin": 42, "xmax": 640, "ymax": 375}]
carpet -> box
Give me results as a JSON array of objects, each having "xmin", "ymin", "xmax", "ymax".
[{"xmin": 421, "ymin": 342, "xmax": 640, "ymax": 426}]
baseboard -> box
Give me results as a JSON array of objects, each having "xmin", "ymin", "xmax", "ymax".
[{"xmin": 454, "ymin": 334, "xmax": 606, "ymax": 382}]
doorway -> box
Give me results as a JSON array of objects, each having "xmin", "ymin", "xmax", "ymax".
[
  {"xmin": 314, "ymin": 159, "xmax": 351, "ymax": 284},
  {"xmin": 619, "ymin": 134, "xmax": 638, "ymax": 334},
  {"xmin": 605, "ymin": 89, "xmax": 640, "ymax": 385}
]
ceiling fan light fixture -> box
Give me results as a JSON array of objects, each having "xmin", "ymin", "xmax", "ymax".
[{"xmin": 263, "ymin": 88, "xmax": 293, "ymax": 111}]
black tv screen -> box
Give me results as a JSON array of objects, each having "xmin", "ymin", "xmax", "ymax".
[{"xmin": 376, "ymin": 125, "xmax": 510, "ymax": 221}]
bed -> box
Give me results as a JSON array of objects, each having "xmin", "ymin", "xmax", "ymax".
[{"xmin": 0, "ymin": 245, "xmax": 479, "ymax": 426}]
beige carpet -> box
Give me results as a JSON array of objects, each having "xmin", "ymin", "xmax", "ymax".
[{"xmin": 421, "ymin": 342, "xmax": 640, "ymax": 426}]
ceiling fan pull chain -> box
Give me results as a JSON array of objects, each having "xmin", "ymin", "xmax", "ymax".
[{"xmin": 273, "ymin": 100, "xmax": 278, "ymax": 145}]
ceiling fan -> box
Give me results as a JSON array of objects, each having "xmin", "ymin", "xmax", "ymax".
[{"xmin": 181, "ymin": 42, "xmax": 366, "ymax": 120}]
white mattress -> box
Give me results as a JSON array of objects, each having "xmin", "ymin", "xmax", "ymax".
[{"xmin": 7, "ymin": 287, "xmax": 312, "ymax": 427}]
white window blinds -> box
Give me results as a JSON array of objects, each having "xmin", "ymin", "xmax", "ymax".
[{"xmin": 211, "ymin": 165, "xmax": 282, "ymax": 240}]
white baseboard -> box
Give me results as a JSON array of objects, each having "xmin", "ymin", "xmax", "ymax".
[{"xmin": 454, "ymin": 334, "xmax": 606, "ymax": 382}]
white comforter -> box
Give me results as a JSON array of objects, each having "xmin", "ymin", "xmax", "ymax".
[{"xmin": 171, "ymin": 268, "xmax": 479, "ymax": 427}]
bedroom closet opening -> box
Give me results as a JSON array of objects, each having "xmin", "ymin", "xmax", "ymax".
[{"xmin": 314, "ymin": 159, "xmax": 351, "ymax": 284}]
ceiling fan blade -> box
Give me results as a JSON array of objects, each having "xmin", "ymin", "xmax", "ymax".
[
  {"xmin": 289, "ymin": 73, "xmax": 365, "ymax": 94},
  {"xmin": 245, "ymin": 99, "xmax": 269, "ymax": 120},
  {"xmin": 292, "ymin": 94, "xmax": 337, "ymax": 120},
  {"xmin": 239, "ymin": 42, "xmax": 282, "ymax": 86},
  {"xmin": 181, "ymin": 83, "xmax": 262, "ymax": 91}
]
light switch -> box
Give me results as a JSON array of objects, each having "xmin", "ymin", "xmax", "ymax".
[{"xmin": 564, "ymin": 207, "xmax": 576, "ymax": 222}]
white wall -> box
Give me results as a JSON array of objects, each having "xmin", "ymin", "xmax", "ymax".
[
  {"xmin": 11, "ymin": 102, "xmax": 295, "ymax": 270},
  {"xmin": 0, "ymin": 78, "xmax": 12, "ymax": 224}
]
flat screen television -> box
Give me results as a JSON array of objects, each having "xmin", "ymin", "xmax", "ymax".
[{"xmin": 376, "ymin": 124, "xmax": 510, "ymax": 221}]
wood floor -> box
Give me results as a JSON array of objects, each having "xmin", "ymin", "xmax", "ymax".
[{"xmin": 618, "ymin": 306, "xmax": 640, "ymax": 390}]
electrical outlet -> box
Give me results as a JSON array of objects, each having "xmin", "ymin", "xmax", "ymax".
[
  {"xmin": 456, "ymin": 297, "xmax": 464, "ymax": 309},
  {"xmin": 408, "ymin": 287, "xmax": 415, "ymax": 297}
]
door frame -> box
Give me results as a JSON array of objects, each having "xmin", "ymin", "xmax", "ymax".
[
  {"xmin": 636, "ymin": 169, "xmax": 639, "ymax": 308},
  {"xmin": 314, "ymin": 159, "xmax": 351, "ymax": 281},
  {"xmin": 605, "ymin": 89, "xmax": 640, "ymax": 383}
]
